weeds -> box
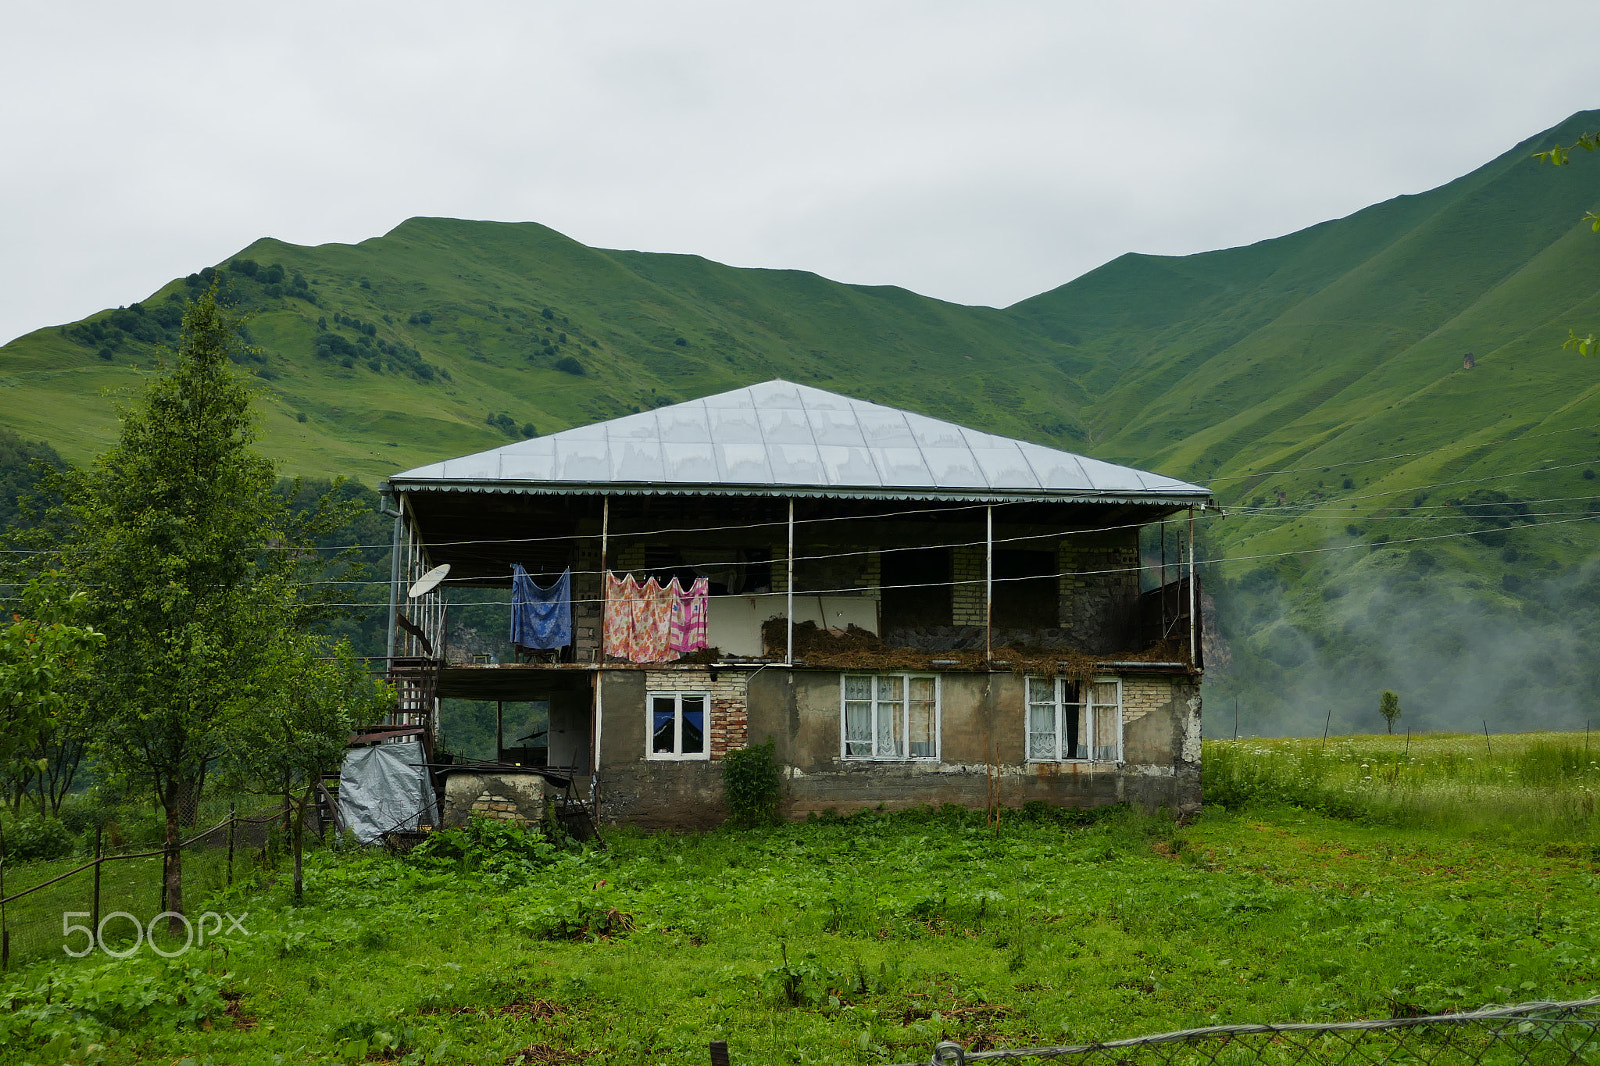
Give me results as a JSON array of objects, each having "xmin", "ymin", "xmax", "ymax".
[
  {"xmin": 6, "ymin": 734, "xmax": 1600, "ymax": 1064},
  {"xmin": 1204, "ymin": 732, "xmax": 1600, "ymax": 841}
]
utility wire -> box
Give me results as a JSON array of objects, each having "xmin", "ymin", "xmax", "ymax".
[{"xmin": 1199, "ymin": 422, "xmax": 1599, "ymax": 484}]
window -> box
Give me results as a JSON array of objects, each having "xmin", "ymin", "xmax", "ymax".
[
  {"xmin": 648, "ymin": 692, "xmax": 708, "ymax": 760},
  {"xmin": 1026, "ymin": 677, "xmax": 1121, "ymax": 762},
  {"xmin": 842, "ymin": 674, "xmax": 939, "ymax": 760}
]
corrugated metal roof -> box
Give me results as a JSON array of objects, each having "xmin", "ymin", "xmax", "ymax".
[{"xmin": 390, "ymin": 380, "xmax": 1211, "ymax": 505}]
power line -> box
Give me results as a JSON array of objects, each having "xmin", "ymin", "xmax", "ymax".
[{"xmin": 1199, "ymin": 422, "xmax": 1599, "ymax": 484}]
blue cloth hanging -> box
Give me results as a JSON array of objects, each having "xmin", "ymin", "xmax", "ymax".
[{"xmin": 511, "ymin": 564, "xmax": 572, "ymax": 650}]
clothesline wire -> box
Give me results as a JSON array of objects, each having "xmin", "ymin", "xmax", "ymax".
[
  {"xmin": 7, "ymin": 493, "xmax": 1598, "ymax": 594},
  {"xmin": 294, "ymin": 498, "xmax": 1600, "ymax": 588},
  {"xmin": 1, "ymin": 445, "xmax": 1592, "ymax": 559},
  {"xmin": 214, "ymin": 512, "xmax": 1596, "ymax": 610},
  {"xmin": 381, "ymin": 483, "xmax": 1600, "ymax": 577}
]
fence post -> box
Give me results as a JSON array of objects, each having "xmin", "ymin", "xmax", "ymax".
[
  {"xmin": 226, "ymin": 802, "xmax": 236, "ymax": 888},
  {"xmin": 92, "ymin": 825, "xmax": 103, "ymax": 937},
  {"xmin": 708, "ymin": 1040, "xmax": 730, "ymax": 1066}
]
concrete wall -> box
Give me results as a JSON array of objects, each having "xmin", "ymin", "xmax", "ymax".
[
  {"xmin": 440, "ymin": 769, "xmax": 549, "ymax": 827},
  {"xmin": 593, "ymin": 663, "xmax": 1201, "ymax": 828}
]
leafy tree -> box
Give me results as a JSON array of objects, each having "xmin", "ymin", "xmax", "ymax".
[
  {"xmin": 0, "ymin": 428, "xmax": 65, "ymax": 533},
  {"xmin": 221, "ymin": 639, "xmax": 388, "ymax": 901},
  {"xmin": 44, "ymin": 288, "xmax": 354, "ymax": 929},
  {"xmin": 1534, "ymin": 132, "xmax": 1600, "ymax": 355},
  {"xmin": 0, "ymin": 577, "xmax": 101, "ymax": 811},
  {"xmin": 1379, "ymin": 690, "xmax": 1402, "ymax": 734}
]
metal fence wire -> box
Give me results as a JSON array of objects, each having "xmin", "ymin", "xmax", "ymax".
[
  {"xmin": 0, "ymin": 795, "xmax": 298, "ymax": 967},
  {"xmin": 890, "ymin": 997, "xmax": 1600, "ymax": 1066}
]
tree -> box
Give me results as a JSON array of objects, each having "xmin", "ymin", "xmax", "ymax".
[
  {"xmin": 1379, "ymin": 690, "xmax": 1402, "ymax": 734},
  {"xmin": 0, "ymin": 576, "xmax": 101, "ymax": 809},
  {"xmin": 221, "ymin": 638, "xmax": 389, "ymax": 902},
  {"xmin": 1534, "ymin": 132, "xmax": 1600, "ymax": 356},
  {"xmin": 47, "ymin": 288, "xmax": 352, "ymax": 931}
]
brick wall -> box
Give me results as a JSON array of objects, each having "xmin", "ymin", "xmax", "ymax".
[
  {"xmin": 573, "ymin": 541, "xmax": 601, "ymax": 659},
  {"xmin": 951, "ymin": 546, "xmax": 985, "ymax": 625},
  {"xmin": 643, "ymin": 668, "xmax": 750, "ymax": 759},
  {"xmin": 772, "ymin": 542, "xmax": 789, "ymax": 594}
]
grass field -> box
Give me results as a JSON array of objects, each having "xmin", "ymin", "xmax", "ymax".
[{"xmin": 3, "ymin": 731, "xmax": 1600, "ymax": 1065}]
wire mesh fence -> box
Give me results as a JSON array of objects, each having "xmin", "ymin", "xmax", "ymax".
[
  {"xmin": 886, "ymin": 997, "xmax": 1600, "ymax": 1066},
  {"xmin": 0, "ymin": 794, "xmax": 300, "ymax": 967}
]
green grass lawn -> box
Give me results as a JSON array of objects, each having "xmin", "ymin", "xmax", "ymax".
[{"xmin": 4, "ymin": 735, "xmax": 1600, "ymax": 1065}]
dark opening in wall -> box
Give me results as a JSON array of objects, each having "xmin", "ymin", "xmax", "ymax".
[
  {"xmin": 881, "ymin": 546, "xmax": 953, "ymax": 629},
  {"xmin": 993, "ymin": 549, "xmax": 1057, "ymax": 628}
]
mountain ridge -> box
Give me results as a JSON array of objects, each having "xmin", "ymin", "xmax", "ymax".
[{"xmin": 3, "ymin": 109, "xmax": 1598, "ymax": 734}]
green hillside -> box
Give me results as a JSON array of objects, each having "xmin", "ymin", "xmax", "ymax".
[
  {"xmin": 0, "ymin": 219, "xmax": 1094, "ymax": 481},
  {"xmin": 2, "ymin": 110, "xmax": 1598, "ymax": 736}
]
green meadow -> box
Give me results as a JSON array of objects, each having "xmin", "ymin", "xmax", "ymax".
[{"xmin": 4, "ymin": 731, "xmax": 1600, "ymax": 1065}]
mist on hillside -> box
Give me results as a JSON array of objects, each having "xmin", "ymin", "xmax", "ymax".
[{"xmin": 1202, "ymin": 550, "xmax": 1600, "ymax": 739}]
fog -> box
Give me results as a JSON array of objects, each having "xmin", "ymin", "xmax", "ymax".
[{"xmin": 1203, "ymin": 550, "xmax": 1600, "ymax": 738}]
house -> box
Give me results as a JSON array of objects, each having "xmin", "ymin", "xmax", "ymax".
[{"xmin": 379, "ymin": 380, "xmax": 1211, "ymax": 829}]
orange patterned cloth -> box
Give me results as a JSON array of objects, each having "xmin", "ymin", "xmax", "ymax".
[{"xmin": 604, "ymin": 572, "xmax": 674, "ymax": 663}]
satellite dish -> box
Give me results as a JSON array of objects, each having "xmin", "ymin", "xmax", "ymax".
[{"xmin": 407, "ymin": 564, "xmax": 451, "ymax": 599}]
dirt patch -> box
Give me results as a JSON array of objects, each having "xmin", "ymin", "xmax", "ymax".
[
  {"xmin": 222, "ymin": 990, "xmax": 257, "ymax": 1031},
  {"xmin": 420, "ymin": 997, "xmax": 572, "ymax": 1020},
  {"xmin": 504, "ymin": 1045, "xmax": 590, "ymax": 1065}
]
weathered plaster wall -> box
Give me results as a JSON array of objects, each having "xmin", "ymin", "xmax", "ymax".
[
  {"xmin": 594, "ymin": 667, "xmax": 756, "ymax": 829},
  {"xmin": 440, "ymin": 769, "xmax": 548, "ymax": 827},
  {"xmin": 597, "ymin": 665, "xmax": 1202, "ymax": 827}
]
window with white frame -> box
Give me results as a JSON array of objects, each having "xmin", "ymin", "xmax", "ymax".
[
  {"xmin": 648, "ymin": 691, "xmax": 709, "ymax": 760},
  {"xmin": 842, "ymin": 674, "xmax": 939, "ymax": 760},
  {"xmin": 1025, "ymin": 677, "xmax": 1122, "ymax": 762}
]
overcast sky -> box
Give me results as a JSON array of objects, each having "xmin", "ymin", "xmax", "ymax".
[{"xmin": 4, "ymin": 1, "xmax": 1598, "ymax": 346}]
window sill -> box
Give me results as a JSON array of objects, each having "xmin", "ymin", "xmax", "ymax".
[
  {"xmin": 646, "ymin": 754, "xmax": 711, "ymax": 762},
  {"xmin": 1025, "ymin": 758, "xmax": 1123, "ymax": 765}
]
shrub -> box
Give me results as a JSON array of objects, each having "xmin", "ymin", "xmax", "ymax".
[
  {"xmin": 723, "ymin": 738, "xmax": 782, "ymax": 826},
  {"xmin": 554, "ymin": 356, "xmax": 585, "ymax": 376},
  {"xmin": 406, "ymin": 816, "xmax": 558, "ymax": 884},
  {"xmin": 0, "ymin": 816, "xmax": 76, "ymax": 862}
]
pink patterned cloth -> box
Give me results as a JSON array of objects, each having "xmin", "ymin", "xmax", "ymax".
[{"xmin": 669, "ymin": 576, "xmax": 709, "ymax": 654}]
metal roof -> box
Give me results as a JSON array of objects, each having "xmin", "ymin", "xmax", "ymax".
[{"xmin": 390, "ymin": 380, "xmax": 1210, "ymax": 506}]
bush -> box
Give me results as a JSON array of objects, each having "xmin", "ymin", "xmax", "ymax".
[
  {"xmin": 0, "ymin": 816, "xmax": 76, "ymax": 862},
  {"xmin": 554, "ymin": 356, "xmax": 585, "ymax": 376},
  {"xmin": 723, "ymin": 738, "xmax": 782, "ymax": 826},
  {"xmin": 406, "ymin": 816, "xmax": 558, "ymax": 885}
]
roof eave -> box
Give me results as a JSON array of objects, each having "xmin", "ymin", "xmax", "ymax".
[{"xmin": 386, "ymin": 477, "xmax": 1213, "ymax": 508}]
